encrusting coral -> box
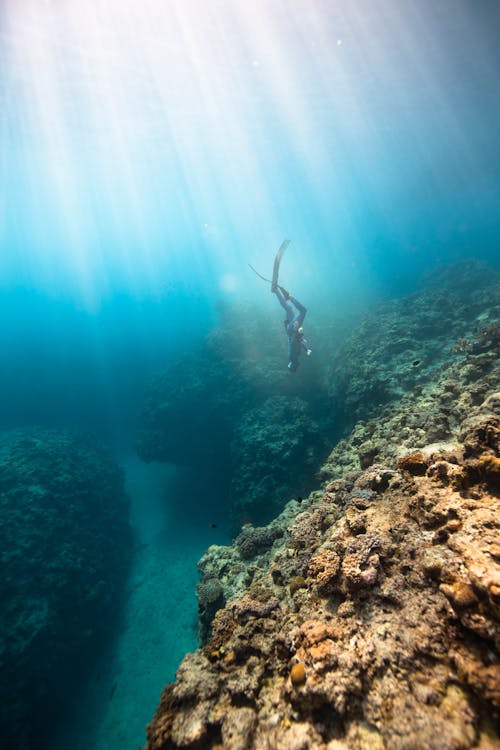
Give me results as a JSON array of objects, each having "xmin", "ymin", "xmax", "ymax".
[{"xmin": 146, "ymin": 399, "xmax": 499, "ymax": 750}]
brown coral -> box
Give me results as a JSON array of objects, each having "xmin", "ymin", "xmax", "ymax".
[
  {"xmin": 307, "ymin": 549, "xmax": 341, "ymax": 595},
  {"xmin": 397, "ymin": 452, "xmax": 428, "ymax": 475},
  {"xmin": 289, "ymin": 576, "xmax": 307, "ymax": 595},
  {"xmin": 478, "ymin": 453, "xmax": 500, "ymax": 484}
]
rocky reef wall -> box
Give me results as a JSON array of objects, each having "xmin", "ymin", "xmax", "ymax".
[
  {"xmin": 146, "ymin": 405, "xmax": 499, "ymax": 750},
  {"xmin": 137, "ymin": 302, "xmax": 333, "ymax": 528},
  {"xmin": 137, "ymin": 261, "xmax": 499, "ymax": 531},
  {"xmin": 327, "ymin": 260, "xmax": 499, "ymax": 427},
  {"xmin": 0, "ymin": 428, "xmax": 132, "ymax": 750},
  {"xmin": 144, "ymin": 261, "xmax": 499, "ymax": 749}
]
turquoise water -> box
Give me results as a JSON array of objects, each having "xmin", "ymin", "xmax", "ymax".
[{"xmin": 1, "ymin": 1, "xmax": 499, "ymax": 748}]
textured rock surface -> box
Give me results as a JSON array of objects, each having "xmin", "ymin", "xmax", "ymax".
[
  {"xmin": 320, "ymin": 321, "xmax": 500, "ymax": 482},
  {"xmin": 137, "ymin": 303, "xmax": 331, "ymax": 526},
  {"xmin": 327, "ymin": 260, "xmax": 499, "ymax": 428},
  {"xmin": 147, "ymin": 406, "xmax": 499, "ymax": 749},
  {"xmin": 145, "ymin": 261, "xmax": 499, "ymax": 748},
  {"xmin": 138, "ymin": 261, "xmax": 499, "ymax": 531},
  {"xmin": 231, "ymin": 395, "xmax": 328, "ymax": 525},
  {"xmin": 0, "ymin": 428, "xmax": 132, "ymax": 750}
]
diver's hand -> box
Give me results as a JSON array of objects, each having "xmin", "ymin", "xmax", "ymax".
[{"xmin": 306, "ymin": 349, "xmax": 312, "ymax": 356}]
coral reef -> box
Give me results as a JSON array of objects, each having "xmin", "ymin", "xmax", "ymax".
[
  {"xmin": 320, "ymin": 319, "xmax": 500, "ymax": 482},
  {"xmin": 144, "ymin": 260, "xmax": 500, "ymax": 749},
  {"xmin": 137, "ymin": 261, "xmax": 499, "ymax": 532},
  {"xmin": 230, "ymin": 396, "xmax": 328, "ymax": 525},
  {"xmin": 137, "ymin": 303, "xmax": 331, "ymax": 526},
  {"xmin": 327, "ymin": 260, "xmax": 500, "ymax": 428},
  {"xmin": 0, "ymin": 428, "xmax": 131, "ymax": 750},
  {"xmin": 146, "ymin": 403, "xmax": 499, "ymax": 749}
]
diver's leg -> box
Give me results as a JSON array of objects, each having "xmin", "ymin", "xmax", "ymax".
[
  {"xmin": 290, "ymin": 297, "xmax": 307, "ymax": 327},
  {"xmin": 278, "ymin": 285, "xmax": 290, "ymax": 300},
  {"xmin": 274, "ymin": 288, "xmax": 294, "ymax": 323},
  {"xmin": 274, "ymin": 287, "xmax": 293, "ymax": 318}
]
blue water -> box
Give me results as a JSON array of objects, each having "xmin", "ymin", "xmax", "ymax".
[{"xmin": 1, "ymin": 1, "xmax": 499, "ymax": 748}]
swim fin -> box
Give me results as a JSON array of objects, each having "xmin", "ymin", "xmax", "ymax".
[{"xmin": 272, "ymin": 239, "xmax": 290, "ymax": 291}]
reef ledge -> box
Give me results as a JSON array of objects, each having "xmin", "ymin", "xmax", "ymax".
[{"xmin": 145, "ymin": 400, "xmax": 499, "ymax": 750}]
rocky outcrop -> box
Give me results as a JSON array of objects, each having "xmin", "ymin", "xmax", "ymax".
[
  {"xmin": 327, "ymin": 260, "xmax": 500, "ymax": 427},
  {"xmin": 138, "ymin": 261, "xmax": 499, "ymax": 533},
  {"xmin": 0, "ymin": 428, "xmax": 132, "ymax": 750},
  {"xmin": 137, "ymin": 302, "xmax": 331, "ymax": 526},
  {"xmin": 320, "ymin": 321, "xmax": 500, "ymax": 482},
  {"xmin": 230, "ymin": 396, "xmax": 328, "ymax": 526},
  {"xmin": 144, "ymin": 261, "xmax": 500, "ymax": 750},
  {"xmin": 146, "ymin": 399, "xmax": 499, "ymax": 748},
  {"xmin": 143, "ymin": 263, "xmax": 500, "ymax": 750},
  {"xmin": 143, "ymin": 261, "xmax": 500, "ymax": 750}
]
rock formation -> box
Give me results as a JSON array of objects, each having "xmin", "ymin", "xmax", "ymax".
[
  {"xmin": 137, "ymin": 302, "xmax": 332, "ymax": 527},
  {"xmin": 144, "ymin": 261, "xmax": 499, "ymax": 749},
  {"xmin": 146, "ymin": 405, "xmax": 499, "ymax": 750},
  {"xmin": 327, "ymin": 260, "xmax": 500, "ymax": 427},
  {"xmin": 231, "ymin": 395, "xmax": 328, "ymax": 526},
  {"xmin": 0, "ymin": 428, "xmax": 132, "ymax": 750}
]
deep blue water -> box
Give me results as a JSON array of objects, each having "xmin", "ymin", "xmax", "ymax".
[
  {"xmin": 1, "ymin": 1, "xmax": 500, "ymax": 748},
  {"xmin": 1, "ymin": 0, "xmax": 499, "ymax": 444}
]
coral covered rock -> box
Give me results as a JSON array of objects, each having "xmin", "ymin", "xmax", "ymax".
[
  {"xmin": 0, "ymin": 428, "xmax": 131, "ymax": 750},
  {"xmin": 326, "ymin": 260, "xmax": 500, "ymax": 429},
  {"xmin": 230, "ymin": 395, "xmax": 328, "ymax": 525},
  {"xmin": 146, "ymin": 400, "xmax": 499, "ymax": 749},
  {"xmin": 320, "ymin": 309, "xmax": 500, "ymax": 483},
  {"xmin": 137, "ymin": 304, "xmax": 330, "ymax": 526},
  {"xmin": 144, "ymin": 261, "xmax": 500, "ymax": 747}
]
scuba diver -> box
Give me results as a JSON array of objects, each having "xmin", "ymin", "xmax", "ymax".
[
  {"xmin": 272, "ymin": 283, "xmax": 312, "ymax": 372},
  {"xmin": 249, "ymin": 239, "xmax": 312, "ymax": 372}
]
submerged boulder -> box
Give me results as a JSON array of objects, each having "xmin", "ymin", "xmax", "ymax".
[{"xmin": 0, "ymin": 428, "xmax": 131, "ymax": 750}]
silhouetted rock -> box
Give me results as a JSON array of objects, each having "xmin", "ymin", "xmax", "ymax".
[
  {"xmin": 231, "ymin": 395, "xmax": 328, "ymax": 526},
  {"xmin": 0, "ymin": 428, "xmax": 131, "ymax": 750}
]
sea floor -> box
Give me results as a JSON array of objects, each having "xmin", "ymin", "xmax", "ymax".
[{"xmin": 51, "ymin": 452, "xmax": 228, "ymax": 750}]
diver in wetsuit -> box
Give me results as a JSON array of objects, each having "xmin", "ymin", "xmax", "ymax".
[
  {"xmin": 248, "ymin": 239, "xmax": 312, "ymax": 371},
  {"xmin": 273, "ymin": 285, "xmax": 312, "ymax": 371}
]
